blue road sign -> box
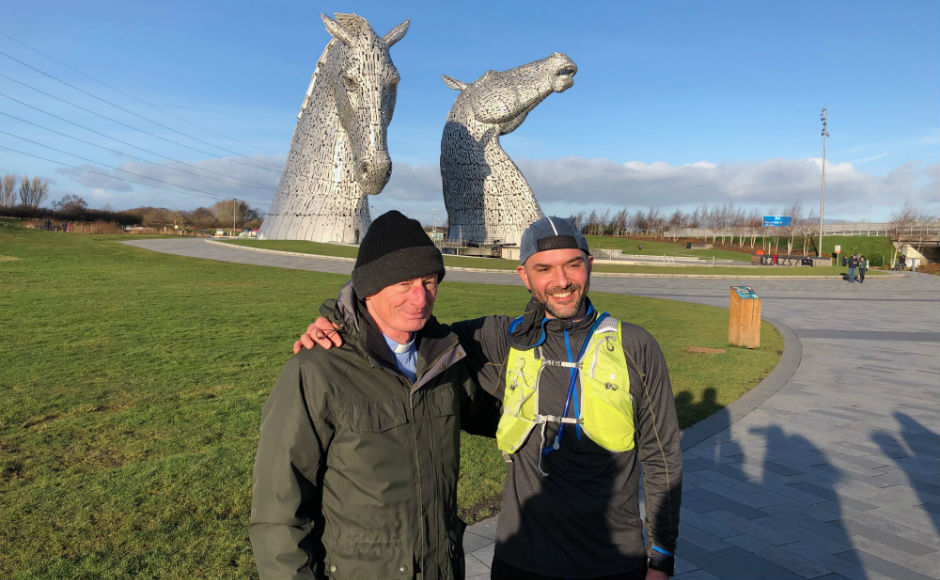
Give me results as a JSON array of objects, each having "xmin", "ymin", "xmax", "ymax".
[{"xmin": 763, "ymin": 216, "xmax": 792, "ymax": 227}]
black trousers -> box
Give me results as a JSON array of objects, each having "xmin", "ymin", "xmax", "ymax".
[{"xmin": 491, "ymin": 557, "xmax": 646, "ymax": 580}]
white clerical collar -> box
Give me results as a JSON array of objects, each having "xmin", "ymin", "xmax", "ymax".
[{"xmin": 384, "ymin": 334, "xmax": 415, "ymax": 354}]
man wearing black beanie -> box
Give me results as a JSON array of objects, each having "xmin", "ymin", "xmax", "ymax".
[
  {"xmin": 296, "ymin": 215, "xmax": 683, "ymax": 580},
  {"xmin": 351, "ymin": 210, "xmax": 445, "ymax": 303},
  {"xmin": 250, "ymin": 211, "xmax": 498, "ymax": 580}
]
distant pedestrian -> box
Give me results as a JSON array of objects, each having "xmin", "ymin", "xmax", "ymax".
[
  {"xmin": 847, "ymin": 253, "xmax": 859, "ymax": 282},
  {"xmin": 772, "ymin": 252, "xmax": 779, "ymax": 266},
  {"xmin": 858, "ymin": 254, "xmax": 868, "ymax": 283},
  {"xmin": 638, "ymin": 242, "xmax": 643, "ymax": 252}
]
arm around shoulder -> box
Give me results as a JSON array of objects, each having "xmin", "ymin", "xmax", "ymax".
[{"xmin": 451, "ymin": 315, "xmax": 512, "ymax": 398}]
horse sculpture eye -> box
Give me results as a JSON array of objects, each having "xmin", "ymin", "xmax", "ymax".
[{"xmin": 343, "ymin": 74, "xmax": 360, "ymax": 94}]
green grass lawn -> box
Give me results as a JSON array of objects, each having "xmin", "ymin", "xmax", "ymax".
[
  {"xmin": 222, "ymin": 238, "xmax": 884, "ymax": 277},
  {"xmin": 584, "ymin": 234, "xmax": 754, "ymax": 261},
  {"xmin": 1, "ymin": 222, "xmax": 781, "ymax": 579}
]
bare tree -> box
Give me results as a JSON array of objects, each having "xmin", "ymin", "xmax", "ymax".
[
  {"xmin": 17, "ymin": 176, "xmax": 49, "ymax": 208},
  {"xmin": 890, "ymin": 199, "xmax": 936, "ymax": 261},
  {"xmin": 598, "ymin": 209, "xmax": 611, "ymax": 235},
  {"xmin": 890, "ymin": 199, "xmax": 933, "ymax": 234},
  {"xmin": 644, "ymin": 207, "xmax": 664, "ymax": 236},
  {"xmin": 688, "ymin": 205, "xmax": 704, "ymax": 230},
  {"xmin": 569, "ymin": 212, "xmax": 585, "ymax": 232},
  {"xmin": 53, "ymin": 194, "xmax": 88, "ymax": 213},
  {"xmin": 667, "ymin": 209, "xmax": 684, "ymax": 240},
  {"xmin": 802, "ymin": 207, "xmax": 818, "ymax": 256},
  {"xmin": 631, "ymin": 210, "xmax": 647, "ymax": 235},
  {"xmin": 1, "ymin": 174, "xmax": 17, "ymax": 206},
  {"xmin": 610, "ymin": 209, "xmax": 628, "ymax": 237},
  {"xmin": 186, "ymin": 207, "xmax": 216, "ymax": 229},
  {"xmin": 746, "ymin": 209, "xmax": 762, "ymax": 249},
  {"xmin": 778, "ymin": 201, "xmax": 803, "ymax": 254}
]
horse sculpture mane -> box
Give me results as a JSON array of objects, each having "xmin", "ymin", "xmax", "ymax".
[
  {"xmin": 440, "ymin": 52, "xmax": 577, "ymax": 245},
  {"xmin": 259, "ymin": 13, "xmax": 408, "ymax": 243}
]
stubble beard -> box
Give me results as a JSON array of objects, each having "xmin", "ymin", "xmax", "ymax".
[{"xmin": 535, "ymin": 284, "xmax": 587, "ymax": 320}]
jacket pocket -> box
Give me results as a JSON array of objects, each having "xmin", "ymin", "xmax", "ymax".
[
  {"xmin": 434, "ymin": 386, "xmax": 457, "ymax": 417},
  {"xmin": 324, "ymin": 539, "xmax": 414, "ymax": 579},
  {"xmin": 348, "ymin": 399, "xmax": 409, "ymax": 433}
]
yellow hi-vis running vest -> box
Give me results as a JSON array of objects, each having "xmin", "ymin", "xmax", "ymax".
[{"xmin": 496, "ymin": 316, "xmax": 635, "ymax": 455}]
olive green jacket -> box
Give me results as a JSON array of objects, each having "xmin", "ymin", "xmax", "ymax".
[{"xmin": 249, "ymin": 293, "xmax": 498, "ymax": 580}]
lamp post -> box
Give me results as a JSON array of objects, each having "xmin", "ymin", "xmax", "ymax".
[
  {"xmin": 233, "ymin": 197, "xmax": 237, "ymax": 237},
  {"xmin": 818, "ymin": 107, "xmax": 829, "ymax": 257}
]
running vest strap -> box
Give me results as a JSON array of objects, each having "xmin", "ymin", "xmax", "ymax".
[{"xmin": 496, "ymin": 317, "xmax": 635, "ymax": 454}]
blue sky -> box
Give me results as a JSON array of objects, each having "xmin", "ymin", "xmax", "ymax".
[{"xmin": 1, "ymin": 0, "xmax": 937, "ymax": 224}]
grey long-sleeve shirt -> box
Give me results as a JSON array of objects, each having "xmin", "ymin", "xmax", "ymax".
[{"xmin": 451, "ymin": 298, "xmax": 682, "ymax": 577}]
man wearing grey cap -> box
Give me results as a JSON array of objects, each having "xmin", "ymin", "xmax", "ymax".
[
  {"xmin": 250, "ymin": 210, "xmax": 499, "ymax": 580},
  {"xmin": 300, "ymin": 215, "xmax": 682, "ymax": 580}
]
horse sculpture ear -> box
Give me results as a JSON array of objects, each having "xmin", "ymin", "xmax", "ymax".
[
  {"xmin": 322, "ymin": 13, "xmax": 354, "ymax": 45},
  {"xmin": 383, "ymin": 19, "xmax": 410, "ymax": 47},
  {"xmin": 441, "ymin": 75, "xmax": 468, "ymax": 91}
]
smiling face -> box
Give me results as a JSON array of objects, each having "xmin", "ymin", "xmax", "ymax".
[
  {"xmin": 516, "ymin": 248, "xmax": 593, "ymax": 320},
  {"xmin": 364, "ymin": 275, "xmax": 439, "ymax": 343}
]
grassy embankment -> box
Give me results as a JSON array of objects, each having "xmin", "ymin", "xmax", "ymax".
[
  {"xmin": 225, "ymin": 235, "xmax": 896, "ymax": 276},
  {"xmin": 1, "ymin": 222, "xmax": 781, "ymax": 579}
]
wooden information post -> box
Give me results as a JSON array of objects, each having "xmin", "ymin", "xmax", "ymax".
[{"xmin": 729, "ymin": 286, "xmax": 761, "ymax": 348}]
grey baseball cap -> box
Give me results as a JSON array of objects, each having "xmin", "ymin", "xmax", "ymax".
[{"xmin": 519, "ymin": 216, "xmax": 591, "ymax": 264}]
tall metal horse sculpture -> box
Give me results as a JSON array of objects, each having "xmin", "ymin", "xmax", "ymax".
[
  {"xmin": 440, "ymin": 52, "xmax": 577, "ymax": 246},
  {"xmin": 259, "ymin": 13, "xmax": 409, "ymax": 243}
]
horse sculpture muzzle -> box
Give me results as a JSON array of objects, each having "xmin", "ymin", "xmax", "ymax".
[
  {"xmin": 548, "ymin": 52, "xmax": 578, "ymax": 93},
  {"xmin": 356, "ymin": 146, "xmax": 392, "ymax": 196}
]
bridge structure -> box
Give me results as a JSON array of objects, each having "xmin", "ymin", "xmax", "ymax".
[{"xmin": 670, "ymin": 221, "xmax": 939, "ymax": 248}]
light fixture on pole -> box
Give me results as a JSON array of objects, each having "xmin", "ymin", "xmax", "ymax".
[{"xmin": 818, "ymin": 106, "xmax": 829, "ymax": 258}]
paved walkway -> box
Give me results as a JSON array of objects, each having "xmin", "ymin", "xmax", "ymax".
[{"xmin": 126, "ymin": 239, "xmax": 940, "ymax": 579}]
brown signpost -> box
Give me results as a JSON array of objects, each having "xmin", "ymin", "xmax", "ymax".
[{"xmin": 729, "ymin": 286, "xmax": 761, "ymax": 348}]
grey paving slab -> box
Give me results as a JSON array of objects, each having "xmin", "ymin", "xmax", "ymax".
[
  {"xmin": 751, "ymin": 512, "xmax": 856, "ymax": 555},
  {"xmin": 679, "ymin": 508, "xmax": 746, "ymax": 540},
  {"xmin": 126, "ymin": 240, "xmax": 940, "ymax": 579},
  {"xmin": 709, "ymin": 509, "xmax": 803, "ymax": 546},
  {"xmin": 842, "ymin": 544, "xmax": 938, "ymax": 580},
  {"xmin": 730, "ymin": 534, "xmax": 834, "ymax": 578},
  {"xmin": 462, "ymin": 531, "xmax": 493, "ymax": 554},
  {"xmin": 676, "ymin": 541, "xmax": 803, "ymax": 580},
  {"xmin": 464, "ymin": 552, "xmax": 490, "ymax": 580},
  {"xmin": 785, "ymin": 540, "xmax": 869, "ymax": 580},
  {"xmin": 675, "ymin": 520, "xmax": 735, "ymax": 552},
  {"xmin": 837, "ymin": 518, "xmax": 936, "ymax": 556}
]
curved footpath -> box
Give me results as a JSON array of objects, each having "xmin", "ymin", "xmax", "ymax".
[{"xmin": 125, "ymin": 239, "xmax": 940, "ymax": 580}]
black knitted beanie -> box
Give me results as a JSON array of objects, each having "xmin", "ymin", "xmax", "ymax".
[{"xmin": 352, "ymin": 210, "xmax": 445, "ymax": 298}]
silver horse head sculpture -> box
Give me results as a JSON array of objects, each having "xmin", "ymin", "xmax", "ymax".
[
  {"xmin": 440, "ymin": 52, "xmax": 577, "ymax": 245},
  {"xmin": 259, "ymin": 13, "xmax": 408, "ymax": 243}
]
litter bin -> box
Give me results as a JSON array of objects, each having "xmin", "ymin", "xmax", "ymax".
[{"xmin": 729, "ymin": 286, "xmax": 761, "ymax": 348}]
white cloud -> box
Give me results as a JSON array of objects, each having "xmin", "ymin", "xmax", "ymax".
[
  {"xmin": 60, "ymin": 152, "xmax": 937, "ymax": 223},
  {"xmin": 365, "ymin": 156, "xmax": 939, "ymax": 223},
  {"xmin": 58, "ymin": 154, "xmax": 284, "ymax": 209}
]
